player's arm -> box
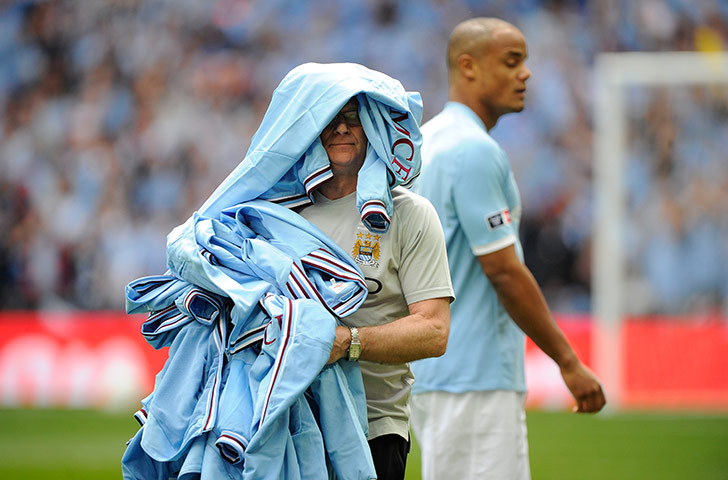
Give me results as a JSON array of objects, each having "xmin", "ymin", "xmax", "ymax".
[
  {"xmin": 478, "ymin": 244, "xmax": 607, "ymax": 413},
  {"xmin": 327, "ymin": 296, "xmax": 450, "ymax": 364}
]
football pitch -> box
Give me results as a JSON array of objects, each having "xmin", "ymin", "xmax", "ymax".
[{"xmin": 0, "ymin": 408, "xmax": 726, "ymax": 479}]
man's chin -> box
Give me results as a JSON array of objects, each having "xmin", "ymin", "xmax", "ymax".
[
  {"xmin": 506, "ymin": 104, "xmax": 525, "ymax": 115},
  {"xmin": 328, "ymin": 154, "xmax": 366, "ymax": 171}
]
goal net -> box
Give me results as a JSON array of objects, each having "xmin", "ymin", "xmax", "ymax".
[{"xmin": 592, "ymin": 51, "xmax": 728, "ymax": 409}]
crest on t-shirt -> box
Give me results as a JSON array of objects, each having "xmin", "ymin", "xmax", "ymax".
[
  {"xmin": 485, "ymin": 208, "xmax": 511, "ymax": 230},
  {"xmin": 352, "ymin": 231, "xmax": 380, "ymax": 268}
]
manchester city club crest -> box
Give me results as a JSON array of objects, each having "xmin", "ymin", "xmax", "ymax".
[{"xmin": 352, "ymin": 231, "xmax": 380, "ymax": 268}]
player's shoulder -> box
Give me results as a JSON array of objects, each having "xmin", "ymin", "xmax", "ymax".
[{"xmin": 423, "ymin": 108, "xmax": 501, "ymax": 158}]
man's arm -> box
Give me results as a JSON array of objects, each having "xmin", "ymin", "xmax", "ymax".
[
  {"xmin": 479, "ymin": 244, "xmax": 607, "ymax": 413},
  {"xmin": 327, "ymin": 297, "xmax": 450, "ymax": 365}
]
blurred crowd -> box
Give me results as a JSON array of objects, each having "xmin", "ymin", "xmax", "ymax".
[{"xmin": 1, "ymin": 0, "xmax": 727, "ymax": 316}]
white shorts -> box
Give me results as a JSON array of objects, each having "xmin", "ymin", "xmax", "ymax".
[{"xmin": 410, "ymin": 390, "xmax": 531, "ymax": 480}]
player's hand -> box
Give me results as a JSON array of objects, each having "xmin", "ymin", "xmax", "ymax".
[{"xmin": 560, "ymin": 362, "xmax": 607, "ymax": 413}]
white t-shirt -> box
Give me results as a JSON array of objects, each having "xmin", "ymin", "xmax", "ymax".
[{"xmin": 297, "ymin": 186, "xmax": 454, "ymax": 440}]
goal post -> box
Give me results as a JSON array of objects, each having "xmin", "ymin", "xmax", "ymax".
[{"xmin": 592, "ymin": 51, "xmax": 728, "ymax": 410}]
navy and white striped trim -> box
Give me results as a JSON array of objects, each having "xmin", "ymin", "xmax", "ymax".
[
  {"xmin": 142, "ymin": 305, "xmax": 189, "ymax": 339},
  {"xmin": 260, "ymin": 297, "xmax": 295, "ymax": 425},
  {"xmin": 360, "ymin": 199, "xmax": 391, "ymax": 234},
  {"xmin": 269, "ymin": 193, "xmax": 312, "ymax": 209},
  {"xmin": 216, "ymin": 430, "xmax": 249, "ymax": 464},
  {"xmin": 131, "ymin": 276, "xmax": 174, "ymax": 296},
  {"xmin": 304, "ymin": 165, "xmax": 333, "ymax": 197},
  {"xmin": 400, "ymin": 170, "xmax": 419, "ymax": 189},
  {"xmin": 199, "ymin": 248, "xmax": 220, "ymax": 266},
  {"xmin": 133, "ymin": 407, "xmax": 148, "ymax": 426},
  {"xmin": 183, "ymin": 288, "xmax": 221, "ymax": 325},
  {"xmin": 228, "ymin": 323, "xmax": 267, "ymax": 355},
  {"xmin": 202, "ymin": 315, "xmax": 227, "ymax": 432}
]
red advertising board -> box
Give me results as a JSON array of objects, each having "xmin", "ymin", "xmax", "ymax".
[
  {"xmin": 621, "ymin": 321, "xmax": 728, "ymax": 408},
  {"xmin": 522, "ymin": 316, "xmax": 728, "ymax": 411},
  {"xmin": 1, "ymin": 312, "xmax": 727, "ymax": 411},
  {"xmin": 0, "ymin": 311, "xmax": 166, "ymax": 409}
]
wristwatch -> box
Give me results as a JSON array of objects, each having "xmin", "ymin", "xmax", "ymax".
[{"xmin": 347, "ymin": 327, "xmax": 361, "ymax": 361}]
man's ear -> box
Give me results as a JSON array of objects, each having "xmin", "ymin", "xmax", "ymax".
[{"xmin": 457, "ymin": 54, "xmax": 477, "ymax": 81}]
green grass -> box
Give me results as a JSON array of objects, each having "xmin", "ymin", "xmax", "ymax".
[
  {"xmin": 0, "ymin": 408, "xmax": 726, "ymax": 479},
  {"xmin": 529, "ymin": 410, "xmax": 728, "ymax": 480},
  {"xmin": 0, "ymin": 408, "xmax": 138, "ymax": 479}
]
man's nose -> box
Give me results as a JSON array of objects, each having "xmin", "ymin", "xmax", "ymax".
[
  {"xmin": 333, "ymin": 116, "xmax": 350, "ymax": 133},
  {"xmin": 519, "ymin": 65, "xmax": 531, "ymax": 81}
]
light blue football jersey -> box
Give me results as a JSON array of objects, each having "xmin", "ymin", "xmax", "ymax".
[{"xmin": 411, "ymin": 102, "xmax": 527, "ymax": 394}]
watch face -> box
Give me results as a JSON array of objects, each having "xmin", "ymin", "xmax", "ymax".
[{"xmin": 349, "ymin": 344, "xmax": 361, "ymax": 360}]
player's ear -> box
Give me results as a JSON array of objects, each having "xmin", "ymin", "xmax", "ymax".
[{"xmin": 457, "ymin": 53, "xmax": 477, "ymax": 80}]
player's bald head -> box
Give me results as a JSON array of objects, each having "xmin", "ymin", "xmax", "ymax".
[{"xmin": 447, "ymin": 17, "xmax": 517, "ymax": 71}]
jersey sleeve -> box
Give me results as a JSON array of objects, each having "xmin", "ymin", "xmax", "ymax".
[
  {"xmin": 396, "ymin": 193, "xmax": 455, "ymax": 306},
  {"xmin": 452, "ymin": 138, "xmax": 517, "ymax": 256}
]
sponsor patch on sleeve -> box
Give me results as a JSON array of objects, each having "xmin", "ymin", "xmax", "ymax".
[{"xmin": 485, "ymin": 208, "xmax": 511, "ymax": 230}]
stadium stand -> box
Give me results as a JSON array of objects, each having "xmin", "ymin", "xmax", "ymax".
[{"xmin": 1, "ymin": 0, "xmax": 726, "ymax": 317}]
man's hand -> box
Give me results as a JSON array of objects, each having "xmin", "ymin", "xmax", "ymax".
[
  {"xmin": 560, "ymin": 362, "xmax": 607, "ymax": 413},
  {"xmin": 327, "ymin": 326, "xmax": 352, "ymax": 364}
]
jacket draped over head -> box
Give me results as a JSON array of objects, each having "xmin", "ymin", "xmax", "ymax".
[{"xmin": 180, "ymin": 61, "xmax": 423, "ymax": 235}]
